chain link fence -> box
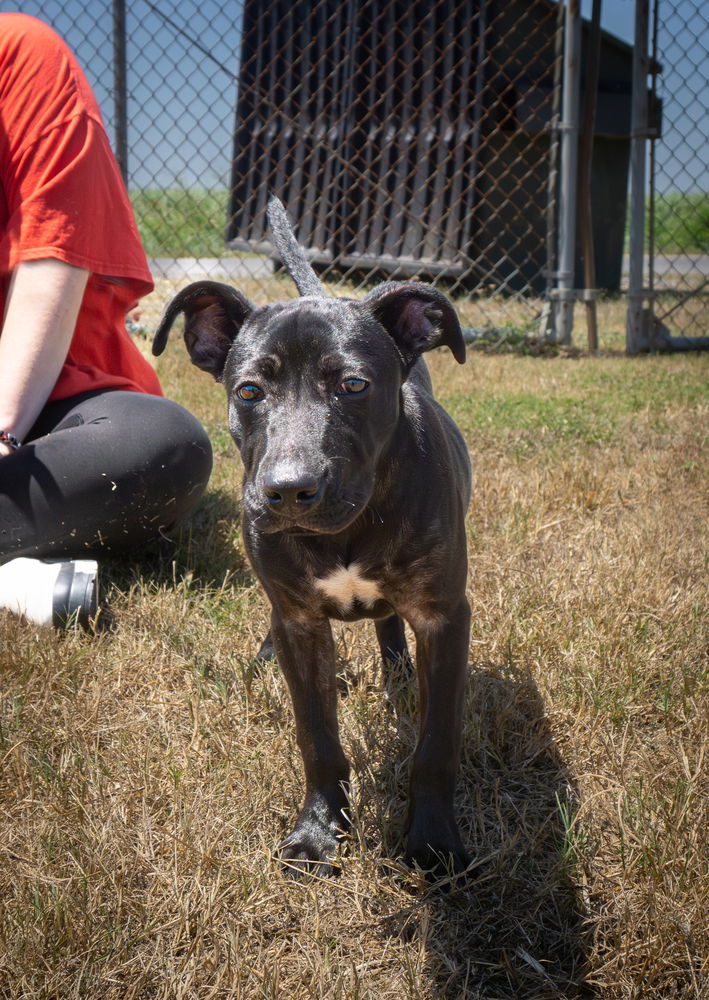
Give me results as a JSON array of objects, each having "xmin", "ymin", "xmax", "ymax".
[
  {"xmin": 649, "ymin": 0, "xmax": 709, "ymax": 340},
  {"xmin": 2, "ymin": 0, "xmax": 707, "ymax": 348},
  {"xmin": 228, "ymin": 0, "xmax": 566, "ymax": 306}
]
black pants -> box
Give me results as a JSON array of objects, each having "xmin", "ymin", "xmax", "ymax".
[{"xmin": 0, "ymin": 390, "xmax": 213, "ymax": 562}]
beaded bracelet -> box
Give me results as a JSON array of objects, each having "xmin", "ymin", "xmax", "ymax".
[{"xmin": 0, "ymin": 430, "xmax": 22, "ymax": 450}]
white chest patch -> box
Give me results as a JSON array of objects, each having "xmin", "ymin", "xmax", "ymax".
[{"xmin": 313, "ymin": 562, "xmax": 383, "ymax": 614}]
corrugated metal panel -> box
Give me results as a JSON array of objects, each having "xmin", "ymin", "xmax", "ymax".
[{"xmin": 227, "ymin": 0, "xmax": 630, "ymax": 291}]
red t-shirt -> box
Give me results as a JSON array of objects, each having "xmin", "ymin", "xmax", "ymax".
[{"xmin": 0, "ymin": 13, "xmax": 162, "ymax": 400}]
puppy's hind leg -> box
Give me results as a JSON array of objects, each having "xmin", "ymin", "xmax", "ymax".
[
  {"xmin": 376, "ymin": 614, "xmax": 413, "ymax": 689},
  {"xmin": 255, "ymin": 630, "xmax": 276, "ymax": 663}
]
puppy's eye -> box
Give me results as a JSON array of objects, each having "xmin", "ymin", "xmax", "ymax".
[
  {"xmin": 340, "ymin": 377, "xmax": 369, "ymax": 395},
  {"xmin": 236, "ymin": 384, "xmax": 263, "ymax": 403}
]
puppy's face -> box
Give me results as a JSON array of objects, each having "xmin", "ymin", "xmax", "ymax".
[
  {"xmin": 223, "ymin": 298, "xmax": 404, "ymax": 535},
  {"xmin": 152, "ymin": 277, "xmax": 465, "ymax": 536}
]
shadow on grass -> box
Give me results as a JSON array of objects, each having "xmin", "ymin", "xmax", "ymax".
[
  {"xmin": 373, "ymin": 661, "xmax": 592, "ymax": 1000},
  {"xmin": 101, "ymin": 487, "xmax": 254, "ymax": 595}
]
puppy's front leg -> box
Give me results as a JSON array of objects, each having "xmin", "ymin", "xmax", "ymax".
[
  {"xmin": 271, "ymin": 611, "xmax": 350, "ymax": 876},
  {"xmin": 407, "ymin": 599, "xmax": 471, "ymax": 877}
]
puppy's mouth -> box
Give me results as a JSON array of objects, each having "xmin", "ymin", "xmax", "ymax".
[{"xmin": 244, "ymin": 485, "xmax": 367, "ymax": 536}]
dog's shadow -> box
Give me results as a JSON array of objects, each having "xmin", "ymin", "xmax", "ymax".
[
  {"xmin": 360, "ymin": 659, "xmax": 591, "ymax": 999},
  {"xmin": 104, "ymin": 505, "xmax": 591, "ymax": 997}
]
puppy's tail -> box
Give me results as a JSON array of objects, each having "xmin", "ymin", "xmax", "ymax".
[{"xmin": 267, "ymin": 195, "xmax": 327, "ymax": 298}]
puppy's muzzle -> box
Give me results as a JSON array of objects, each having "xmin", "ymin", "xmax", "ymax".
[{"xmin": 262, "ymin": 468, "xmax": 326, "ymax": 516}]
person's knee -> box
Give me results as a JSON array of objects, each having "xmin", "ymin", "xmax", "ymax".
[
  {"xmin": 93, "ymin": 392, "xmax": 213, "ymax": 531},
  {"xmin": 138, "ymin": 396, "xmax": 214, "ymax": 521}
]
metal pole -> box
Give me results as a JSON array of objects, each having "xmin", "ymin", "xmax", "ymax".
[
  {"xmin": 555, "ymin": 0, "xmax": 582, "ymax": 345},
  {"xmin": 540, "ymin": 0, "xmax": 564, "ymax": 340},
  {"xmin": 578, "ymin": 0, "xmax": 602, "ymax": 352},
  {"xmin": 648, "ymin": 0, "xmax": 659, "ymax": 314},
  {"xmin": 113, "ymin": 0, "xmax": 129, "ymax": 185},
  {"xmin": 626, "ymin": 0, "xmax": 650, "ymax": 354}
]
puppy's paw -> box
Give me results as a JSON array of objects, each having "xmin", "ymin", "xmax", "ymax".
[
  {"xmin": 406, "ymin": 811, "xmax": 472, "ymax": 887},
  {"xmin": 279, "ymin": 823, "xmax": 342, "ymax": 879},
  {"xmin": 278, "ymin": 791, "xmax": 349, "ymax": 880},
  {"xmin": 405, "ymin": 840, "xmax": 472, "ymax": 885}
]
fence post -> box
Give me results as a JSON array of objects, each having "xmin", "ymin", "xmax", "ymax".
[
  {"xmin": 542, "ymin": 0, "xmax": 564, "ymax": 339},
  {"xmin": 551, "ymin": 0, "xmax": 582, "ymax": 345},
  {"xmin": 626, "ymin": 0, "xmax": 650, "ymax": 354},
  {"xmin": 113, "ymin": 0, "xmax": 128, "ymax": 185},
  {"xmin": 577, "ymin": 0, "xmax": 602, "ymax": 352}
]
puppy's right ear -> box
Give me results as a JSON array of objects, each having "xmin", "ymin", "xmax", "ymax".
[{"xmin": 152, "ymin": 281, "xmax": 253, "ymax": 380}]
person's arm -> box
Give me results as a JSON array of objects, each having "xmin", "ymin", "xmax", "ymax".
[{"xmin": 0, "ymin": 258, "xmax": 89, "ymax": 457}]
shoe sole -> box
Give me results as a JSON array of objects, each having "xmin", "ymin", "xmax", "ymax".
[{"xmin": 52, "ymin": 560, "xmax": 98, "ymax": 629}]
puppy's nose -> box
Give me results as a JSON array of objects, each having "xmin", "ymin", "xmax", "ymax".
[{"xmin": 262, "ymin": 470, "xmax": 325, "ymax": 510}]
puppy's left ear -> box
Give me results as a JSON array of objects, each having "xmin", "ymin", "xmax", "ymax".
[{"xmin": 364, "ymin": 281, "xmax": 466, "ymax": 367}]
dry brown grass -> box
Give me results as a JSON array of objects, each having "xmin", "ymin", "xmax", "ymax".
[{"xmin": 0, "ymin": 301, "xmax": 707, "ymax": 998}]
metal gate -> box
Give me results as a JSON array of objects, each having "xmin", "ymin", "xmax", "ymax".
[{"xmin": 650, "ymin": 0, "xmax": 709, "ymax": 343}]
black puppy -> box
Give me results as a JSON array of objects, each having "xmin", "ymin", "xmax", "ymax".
[{"xmin": 153, "ymin": 197, "xmax": 472, "ymax": 877}]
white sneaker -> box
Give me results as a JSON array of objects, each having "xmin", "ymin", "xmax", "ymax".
[{"xmin": 0, "ymin": 557, "xmax": 98, "ymax": 628}]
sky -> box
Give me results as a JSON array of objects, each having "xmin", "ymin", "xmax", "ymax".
[
  {"xmin": 0, "ymin": 0, "xmax": 705, "ymax": 195},
  {"xmin": 580, "ymin": 0, "xmax": 708, "ymax": 194}
]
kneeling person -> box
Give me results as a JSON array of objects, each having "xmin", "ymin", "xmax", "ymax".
[{"xmin": 0, "ymin": 15, "xmax": 212, "ymax": 626}]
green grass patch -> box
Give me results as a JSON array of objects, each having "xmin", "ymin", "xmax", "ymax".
[
  {"xmin": 577, "ymin": 359, "xmax": 709, "ymax": 407},
  {"xmin": 438, "ymin": 353, "xmax": 709, "ymax": 455},
  {"xmin": 131, "ymin": 187, "xmax": 709, "ymax": 260},
  {"xmin": 652, "ymin": 191, "xmax": 709, "ymax": 254},
  {"xmin": 444, "ymin": 391, "xmax": 617, "ymax": 448},
  {"xmin": 130, "ymin": 188, "xmax": 231, "ymax": 256}
]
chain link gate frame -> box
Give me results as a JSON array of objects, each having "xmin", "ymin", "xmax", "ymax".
[
  {"xmin": 649, "ymin": 0, "xmax": 709, "ymax": 344},
  {"xmin": 1, "ymin": 0, "xmax": 706, "ymax": 350}
]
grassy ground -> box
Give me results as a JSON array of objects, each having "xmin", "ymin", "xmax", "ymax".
[
  {"xmin": 0, "ymin": 291, "xmax": 707, "ymax": 998},
  {"xmin": 132, "ymin": 190, "xmax": 231, "ymax": 258},
  {"xmin": 652, "ymin": 192, "xmax": 709, "ymax": 254}
]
